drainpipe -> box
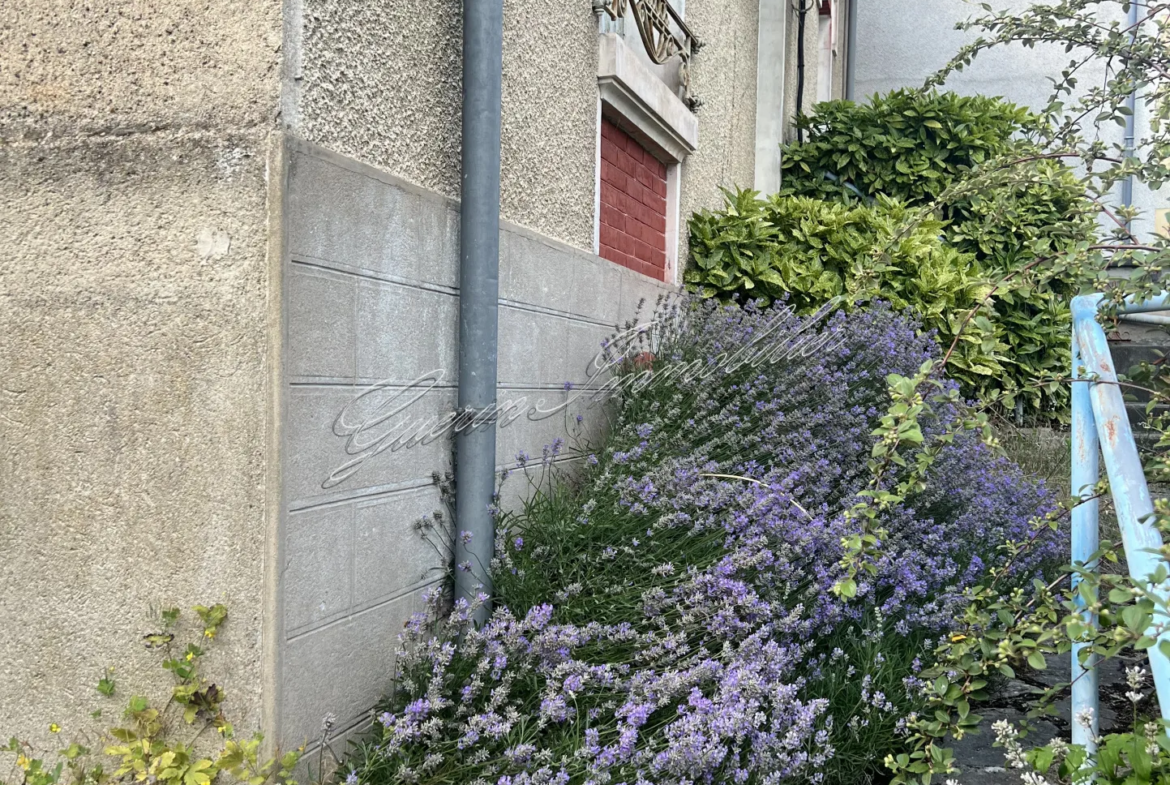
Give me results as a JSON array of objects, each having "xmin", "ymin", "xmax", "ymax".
[
  {"xmin": 454, "ymin": 0, "xmax": 504, "ymax": 626},
  {"xmin": 1121, "ymin": 0, "xmax": 1139, "ymax": 232},
  {"xmin": 796, "ymin": 0, "xmax": 810, "ymax": 141},
  {"xmin": 845, "ymin": 0, "xmax": 857, "ymax": 100}
]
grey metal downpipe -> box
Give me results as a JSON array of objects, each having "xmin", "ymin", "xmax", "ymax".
[
  {"xmin": 845, "ymin": 0, "xmax": 857, "ymax": 100},
  {"xmin": 454, "ymin": 0, "xmax": 504, "ymax": 625},
  {"xmin": 1121, "ymin": 0, "xmax": 1139, "ymax": 230}
]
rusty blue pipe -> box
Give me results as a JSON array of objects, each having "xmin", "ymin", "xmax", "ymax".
[{"xmin": 1071, "ymin": 292, "xmax": 1170, "ymax": 752}]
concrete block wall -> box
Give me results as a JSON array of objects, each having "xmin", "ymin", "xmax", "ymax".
[{"xmin": 275, "ymin": 137, "xmax": 669, "ymax": 749}]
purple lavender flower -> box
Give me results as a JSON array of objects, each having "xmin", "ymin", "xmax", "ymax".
[{"xmin": 358, "ymin": 295, "xmax": 1058, "ymax": 785}]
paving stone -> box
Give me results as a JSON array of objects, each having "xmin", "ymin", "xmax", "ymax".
[
  {"xmin": 951, "ymin": 707, "xmax": 1061, "ymax": 784},
  {"xmin": 952, "ymin": 653, "xmax": 1154, "ymax": 780}
]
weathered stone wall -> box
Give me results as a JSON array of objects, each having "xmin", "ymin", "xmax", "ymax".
[{"xmin": 1, "ymin": 0, "xmax": 282, "ymax": 748}]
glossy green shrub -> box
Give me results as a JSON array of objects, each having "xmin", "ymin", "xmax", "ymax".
[
  {"xmin": 777, "ymin": 90, "xmax": 1090, "ymax": 266},
  {"xmin": 688, "ymin": 90, "xmax": 1093, "ymax": 419},
  {"xmin": 687, "ymin": 189, "xmax": 1021, "ymax": 403}
]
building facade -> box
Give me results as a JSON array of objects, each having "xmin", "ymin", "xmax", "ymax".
[{"xmin": 1, "ymin": 0, "xmax": 852, "ymax": 754}]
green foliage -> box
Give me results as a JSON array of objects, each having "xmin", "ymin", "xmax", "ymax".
[
  {"xmin": 1, "ymin": 607, "xmax": 301, "ymax": 785},
  {"xmin": 881, "ymin": 495, "xmax": 1170, "ymax": 784},
  {"xmin": 782, "ymin": 90, "xmax": 1033, "ymax": 205},
  {"xmin": 822, "ymin": 351, "xmax": 1170, "ymax": 785},
  {"xmin": 687, "ymin": 89, "xmax": 1097, "ymax": 420},
  {"xmin": 686, "ymin": 188, "xmax": 1045, "ymax": 411},
  {"xmin": 867, "ymin": 2, "xmax": 1170, "ymax": 774},
  {"xmin": 778, "ymin": 89, "xmax": 1092, "ymax": 272},
  {"xmin": 834, "ymin": 360, "xmax": 996, "ymax": 601},
  {"xmin": 843, "ymin": 343, "xmax": 1170, "ymax": 785}
]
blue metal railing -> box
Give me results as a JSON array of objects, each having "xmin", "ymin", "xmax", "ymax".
[{"xmin": 1071, "ymin": 292, "xmax": 1170, "ymax": 753}]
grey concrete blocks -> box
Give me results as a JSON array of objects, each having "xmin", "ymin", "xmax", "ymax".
[
  {"xmin": 284, "ymin": 505, "xmax": 354, "ymax": 634},
  {"xmin": 288, "ymin": 265, "xmax": 357, "ymax": 380},
  {"xmin": 500, "ymin": 230, "xmax": 578, "ymax": 315},
  {"xmin": 497, "ymin": 305, "xmax": 565, "ymax": 386},
  {"xmin": 288, "ymin": 149, "xmax": 462, "ymax": 284},
  {"xmin": 279, "ymin": 590, "xmax": 429, "ymax": 749},
  {"xmin": 278, "ymin": 139, "xmax": 673, "ymax": 751},
  {"xmin": 355, "ymin": 280, "xmax": 458, "ymax": 384},
  {"xmin": 353, "ymin": 488, "xmax": 447, "ymax": 608},
  {"xmin": 284, "ymin": 384, "xmax": 456, "ymax": 506}
]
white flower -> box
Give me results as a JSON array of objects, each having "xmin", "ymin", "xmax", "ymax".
[
  {"xmin": 1127, "ymin": 666, "xmax": 1147, "ymax": 702},
  {"xmin": 1146, "ymin": 721, "xmax": 1162, "ymax": 756},
  {"xmin": 993, "ymin": 719, "xmax": 1027, "ymax": 768},
  {"xmin": 1127, "ymin": 665, "xmax": 1147, "ymax": 689}
]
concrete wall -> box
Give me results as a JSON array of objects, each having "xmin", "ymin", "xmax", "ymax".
[
  {"xmin": 275, "ymin": 138, "xmax": 668, "ymax": 749},
  {"xmin": 1, "ymin": 0, "xmax": 281, "ymax": 747},
  {"xmin": 853, "ymin": 0, "xmax": 1165, "ymax": 239},
  {"xmin": 2, "ymin": 0, "xmax": 754, "ymax": 753},
  {"xmin": 680, "ymin": 0, "xmax": 761, "ymax": 232},
  {"xmin": 278, "ymin": 1, "xmax": 756, "ymax": 746},
  {"xmin": 854, "ymin": 0, "xmax": 1117, "ymax": 111}
]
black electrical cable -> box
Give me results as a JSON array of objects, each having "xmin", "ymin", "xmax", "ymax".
[{"xmin": 795, "ymin": 0, "xmax": 811, "ymax": 142}]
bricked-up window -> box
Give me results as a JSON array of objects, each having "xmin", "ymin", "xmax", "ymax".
[{"xmin": 599, "ymin": 118, "xmax": 668, "ymax": 281}]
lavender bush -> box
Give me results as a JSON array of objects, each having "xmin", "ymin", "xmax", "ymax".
[{"xmin": 345, "ymin": 298, "xmax": 1059, "ymax": 785}]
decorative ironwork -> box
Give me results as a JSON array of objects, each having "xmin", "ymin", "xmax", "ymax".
[{"xmin": 594, "ymin": 0, "xmax": 701, "ymax": 106}]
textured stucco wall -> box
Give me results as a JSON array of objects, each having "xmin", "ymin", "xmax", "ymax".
[
  {"xmin": 292, "ymin": 0, "xmax": 599, "ymax": 250},
  {"xmin": 291, "ymin": 1, "xmax": 760, "ymax": 254},
  {"xmin": 679, "ymin": 0, "xmax": 760, "ymax": 250},
  {"xmin": 1, "ymin": 0, "xmax": 280, "ymax": 746},
  {"xmin": 2, "ymin": 1, "xmax": 281, "ymax": 137}
]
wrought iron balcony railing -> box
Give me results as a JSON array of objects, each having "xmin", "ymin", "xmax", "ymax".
[{"xmin": 593, "ymin": 0, "xmax": 702, "ymax": 106}]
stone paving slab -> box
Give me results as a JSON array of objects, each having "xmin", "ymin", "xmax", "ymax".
[{"xmin": 950, "ymin": 655, "xmax": 1148, "ymax": 783}]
